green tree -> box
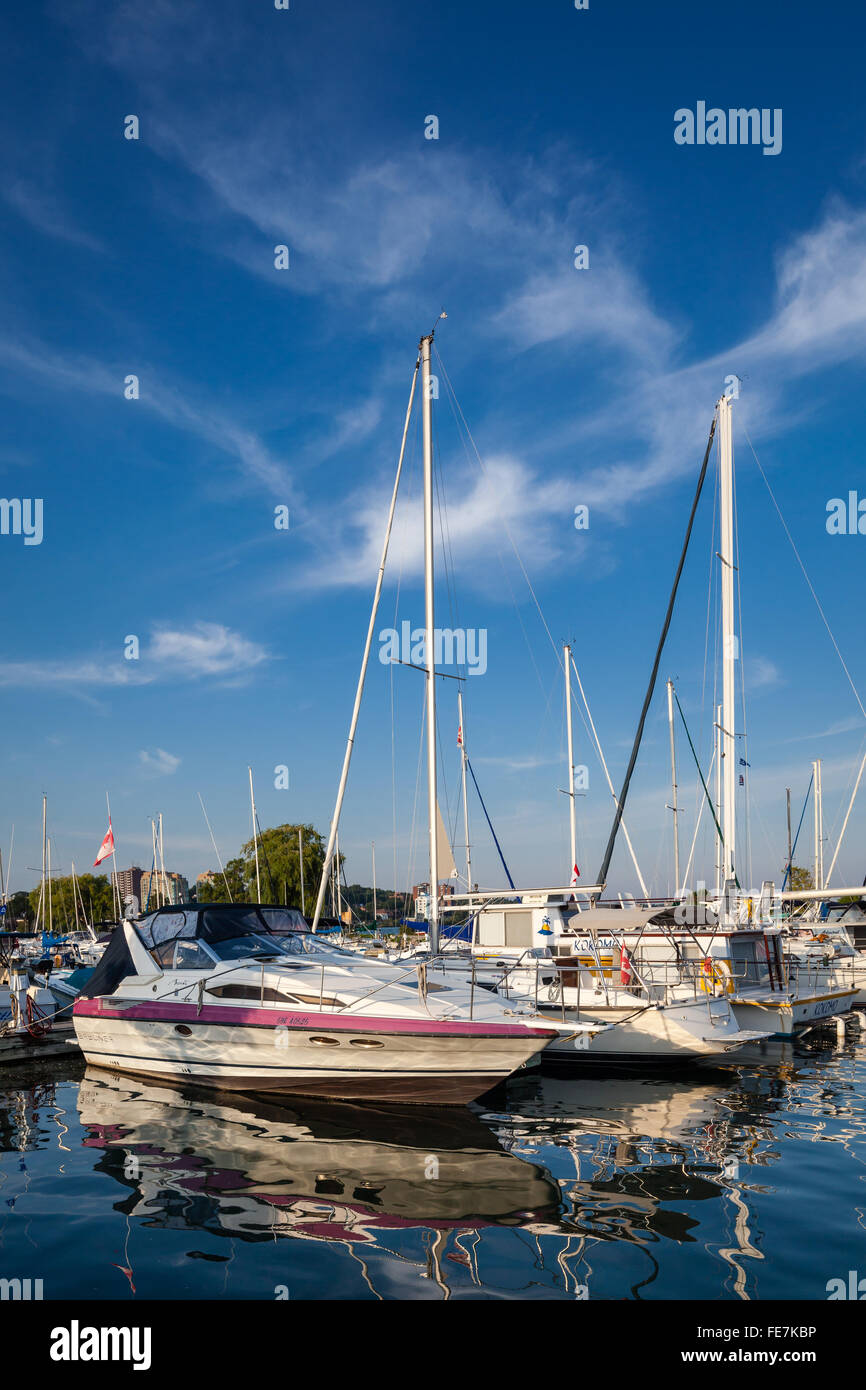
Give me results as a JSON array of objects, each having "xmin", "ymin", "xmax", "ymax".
[
  {"xmin": 789, "ymin": 865, "xmax": 814, "ymax": 892},
  {"xmin": 27, "ymin": 873, "xmax": 115, "ymax": 930},
  {"xmin": 5, "ymin": 890, "xmax": 35, "ymax": 929},
  {"xmin": 199, "ymin": 824, "xmax": 330, "ymax": 911}
]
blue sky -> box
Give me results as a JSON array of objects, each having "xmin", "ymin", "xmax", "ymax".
[{"xmin": 2, "ymin": 0, "xmax": 866, "ymax": 902}]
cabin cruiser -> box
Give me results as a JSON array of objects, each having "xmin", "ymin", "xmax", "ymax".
[{"xmin": 72, "ymin": 903, "xmax": 559, "ymax": 1105}]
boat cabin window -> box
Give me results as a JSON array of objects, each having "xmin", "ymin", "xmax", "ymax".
[
  {"xmin": 476, "ymin": 911, "xmax": 505, "ymax": 947},
  {"xmin": 150, "ymin": 940, "xmax": 179, "ymax": 968},
  {"xmin": 174, "ymin": 940, "xmax": 215, "ymax": 971},
  {"xmin": 150, "ymin": 939, "xmax": 214, "ymax": 971},
  {"xmin": 730, "ymin": 936, "xmax": 772, "ymax": 988},
  {"xmin": 258, "ymin": 907, "xmax": 309, "ymax": 933},
  {"xmin": 504, "ymin": 912, "xmax": 533, "ymax": 947},
  {"xmin": 476, "ymin": 910, "xmax": 533, "ymax": 948}
]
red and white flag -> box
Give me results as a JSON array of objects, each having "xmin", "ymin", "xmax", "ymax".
[
  {"xmin": 620, "ymin": 946, "xmax": 633, "ymax": 986},
  {"xmin": 94, "ymin": 821, "xmax": 115, "ymax": 867},
  {"xmin": 570, "ymin": 863, "xmax": 580, "ymax": 886},
  {"xmin": 457, "ymin": 723, "xmax": 463, "ymax": 747}
]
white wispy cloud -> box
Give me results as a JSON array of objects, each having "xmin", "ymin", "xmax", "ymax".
[
  {"xmin": 148, "ymin": 622, "xmax": 269, "ymax": 677},
  {"xmin": 747, "ymin": 655, "xmax": 783, "ymax": 691},
  {"xmin": 2, "ymin": 178, "xmax": 104, "ymax": 253},
  {"xmin": 0, "ymin": 622, "xmax": 268, "ymax": 690},
  {"xmin": 138, "ymin": 747, "xmax": 181, "ymax": 776},
  {"xmin": 0, "ymin": 334, "xmax": 292, "ymax": 497}
]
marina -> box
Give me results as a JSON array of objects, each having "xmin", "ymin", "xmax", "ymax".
[{"xmin": 2, "ymin": 0, "xmax": 866, "ymax": 1348}]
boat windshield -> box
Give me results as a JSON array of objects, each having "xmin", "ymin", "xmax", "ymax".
[
  {"xmin": 134, "ymin": 907, "xmax": 360, "ymax": 966},
  {"xmin": 273, "ymin": 933, "xmax": 357, "ymax": 960},
  {"xmin": 205, "ymin": 933, "xmax": 285, "ymax": 961}
]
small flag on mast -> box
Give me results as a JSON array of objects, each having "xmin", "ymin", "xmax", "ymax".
[
  {"xmin": 570, "ymin": 863, "xmax": 580, "ymax": 886},
  {"xmin": 94, "ymin": 821, "xmax": 115, "ymax": 867},
  {"xmin": 457, "ymin": 724, "xmax": 463, "ymax": 747}
]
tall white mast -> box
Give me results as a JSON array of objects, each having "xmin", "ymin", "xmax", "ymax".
[
  {"xmin": 105, "ymin": 791, "xmax": 121, "ymax": 920},
  {"xmin": 421, "ymin": 330, "xmax": 439, "ymax": 956},
  {"xmin": 564, "ymin": 643, "xmax": 577, "ymax": 879},
  {"xmin": 718, "ymin": 394, "xmax": 737, "ymax": 891},
  {"xmin": 715, "ymin": 703, "xmax": 723, "ymax": 900},
  {"xmin": 40, "ymin": 794, "xmax": 47, "ymax": 932},
  {"xmin": 150, "ymin": 820, "xmax": 157, "ymax": 907},
  {"xmin": 458, "ymin": 689, "xmax": 472, "ymax": 901},
  {"xmin": 3, "ymin": 826, "xmax": 13, "ymax": 910},
  {"xmin": 335, "ymin": 829, "xmax": 343, "ymax": 921},
  {"xmin": 666, "ymin": 678, "xmax": 680, "ymax": 897},
  {"xmin": 813, "ymin": 758, "xmax": 824, "ymax": 890},
  {"xmin": 71, "ymin": 860, "xmax": 80, "ymax": 932},
  {"xmin": 158, "ymin": 811, "xmax": 167, "ymax": 904},
  {"xmin": 371, "ymin": 840, "xmax": 377, "ymax": 922},
  {"xmin": 248, "ymin": 767, "xmax": 261, "ymax": 901},
  {"xmin": 298, "ymin": 827, "xmax": 305, "ymax": 915}
]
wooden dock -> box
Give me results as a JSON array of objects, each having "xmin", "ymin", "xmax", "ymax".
[{"xmin": 0, "ymin": 1019, "xmax": 81, "ymax": 1065}]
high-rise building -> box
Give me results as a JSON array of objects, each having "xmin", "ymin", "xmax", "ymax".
[
  {"xmin": 111, "ymin": 866, "xmax": 145, "ymax": 909},
  {"xmin": 140, "ymin": 870, "xmax": 190, "ymax": 908}
]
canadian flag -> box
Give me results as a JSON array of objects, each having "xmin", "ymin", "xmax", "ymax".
[
  {"xmin": 457, "ymin": 723, "xmax": 463, "ymax": 747},
  {"xmin": 94, "ymin": 821, "xmax": 115, "ymax": 867},
  {"xmin": 620, "ymin": 946, "xmax": 633, "ymax": 986},
  {"xmin": 570, "ymin": 863, "xmax": 580, "ymax": 886}
]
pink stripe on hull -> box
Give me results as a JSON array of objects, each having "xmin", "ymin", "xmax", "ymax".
[{"xmin": 73, "ymin": 997, "xmax": 555, "ymax": 1040}]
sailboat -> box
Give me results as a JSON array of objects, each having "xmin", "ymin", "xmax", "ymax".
[
  {"xmin": 426, "ymin": 392, "xmax": 857, "ymax": 1049},
  {"xmin": 499, "ymin": 393, "xmax": 856, "ymax": 1036}
]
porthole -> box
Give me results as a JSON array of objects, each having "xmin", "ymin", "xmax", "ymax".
[
  {"xmin": 309, "ymin": 1035, "xmax": 340, "ymax": 1047},
  {"xmin": 174, "ymin": 1024, "xmax": 192, "ymax": 1036},
  {"xmin": 349, "ymin": 1038, "xmax": 384, "ymax": 1048}
]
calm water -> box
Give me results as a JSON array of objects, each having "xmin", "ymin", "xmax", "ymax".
[{"xmin": 2, "ymin": 1033, "xmax": 865, "ymax": 1301}]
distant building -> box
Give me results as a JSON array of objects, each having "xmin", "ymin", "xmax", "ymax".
[
  {"xmin": 412, "ymin": 881, "xmax": 455, "ymax": 919},
  {"xmin": 111, "ymin": 866, "xmax": 145, "ymax": 908},
  {"xmin": 140, "ymin": 870, "xmax": 190, "ymax": 908}
]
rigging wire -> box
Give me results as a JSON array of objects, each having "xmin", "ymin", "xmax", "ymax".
[{"xmin": 742, "ymin": 420, "xmax": 866, "ymax": 722}]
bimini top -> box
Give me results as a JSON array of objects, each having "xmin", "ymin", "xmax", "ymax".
[
  {"xmin": 79, "ymin": 903, "xmax": 310, "ymax": 1000},
  {"xmin": 137, "ymin": 903, "xmax": 308, "ymax": 946}
]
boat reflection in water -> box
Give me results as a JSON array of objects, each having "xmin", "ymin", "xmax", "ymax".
[
  {"xmin": 72, "ymin": 1042, "xmax": 850, "ymax": 1299},
  {"xmin": 76, "ymin": 1069, "xmax": 564, "ymax": 1296}
]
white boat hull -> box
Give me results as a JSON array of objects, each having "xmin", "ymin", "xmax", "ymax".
[
  {"xmin": 73, "ymin": 999, "xmax": 554, "ymax": 1105},
  {"xmin": 533, "ymin": 997, "xmax": 768, "ymax": 1063}
]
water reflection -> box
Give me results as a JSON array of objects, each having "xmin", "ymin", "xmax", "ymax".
[
  {"xmin": 1, "ymin": 1033, "xmax": 863, "ymax": 1299},
  {"xmin": 77, "ymin": 1069, "xmax": 564, "ymax": 1297}
]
